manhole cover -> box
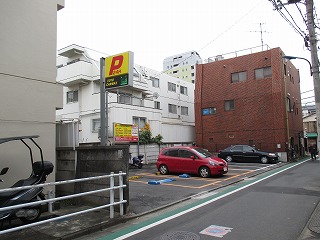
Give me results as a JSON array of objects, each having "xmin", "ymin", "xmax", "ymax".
[{"xmin": 160, "ymin": 231, "xmax": 200, "ymax": 240}]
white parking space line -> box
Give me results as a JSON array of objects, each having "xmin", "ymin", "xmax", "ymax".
[{"xmin": 229, "ymin": 168, "xmax": 257, "ymax": 171}]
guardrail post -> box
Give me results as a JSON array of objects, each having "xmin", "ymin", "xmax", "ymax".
[
  {"xmin": 48, "ymin": 189, "xmax": 54, "ymax": 213},
  {"xmin": 110, "ymin": 172, "xmax": 114, "ymax": 219},
  {"xmin": 119, "ymin": 171, "xmax": 124, "ymax": 216}
]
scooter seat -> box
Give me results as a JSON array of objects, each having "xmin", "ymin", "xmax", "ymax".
[{"xmin": 0, "ymin": 176, "xmax": 40, "ymax": 199}]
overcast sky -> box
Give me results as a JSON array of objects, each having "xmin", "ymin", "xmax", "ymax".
[{"xmin": 57, "ymin": 0, "xmax": 320, "ymax": 105}]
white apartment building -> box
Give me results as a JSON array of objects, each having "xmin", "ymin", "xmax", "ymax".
[
  {"xmin": 56, "ymin": 45, "xmax": 195, "ymax": 147},
  {"xmin": 163, "ymin": 51, "xmax": 202, "ymax": 84},
  {"xmin": 0, "ymin": 0, "xmax": 64, "ymax": 187}
]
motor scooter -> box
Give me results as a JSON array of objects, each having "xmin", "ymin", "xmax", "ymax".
[
  {"xmin": 0, "ymin": 135, "xmax": 54, "ymax": 228},
  {"xmin": 129, "ymin": 153, "xmax": 144, "ymax": 169}
]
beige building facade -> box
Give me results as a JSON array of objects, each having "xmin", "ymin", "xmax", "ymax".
[{"xmin": 0, "ymin": 1, "xmax": 64, "ymax": 187}]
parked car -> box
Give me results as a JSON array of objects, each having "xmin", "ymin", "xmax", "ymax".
[
  {"xmin": 156, "ymin": 146, "xmax": 228, "ymax": 178},
  {"xmin": 218, "ymin": 145, "xmax": 279, "ymax": 164}
]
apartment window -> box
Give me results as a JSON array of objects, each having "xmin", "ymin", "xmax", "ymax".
[
  {"xmin": 191, "ymin": 73, "xmax": 195, "ymax": 77},
  {"xmin": 154, "ymin": 101, "xmax": 160, "ymax": 109},
  {"xmin": 93, "ymin": 81, "xmax": 100, "ymax": 93},
  {"xmin": 202, "ymin": 107, "xmax": 216, "ymax": 115},
  {"xmin": 118, "ymin": 93, "xmax": 132, "ymax": 104},
  {"xmin": 180, "ymin": 86, "xmax": 188, "ymax": 95},
  {"xmin": 168, "ymin": 82, "xmax": 176, "ymax": 92},
  {"xmin": 225, "ymin": 100, "xmax": 235, "ymax": 111},
  {"xmin": 168, "ymin": 104, "xmax": 177, "ymax": 114},
  {"xmin": 133, "ymin": 117, "xmax": 146, "ymax": 130},
  {"xmin": 173, "ymin": 70, "xmax": 178, "ymax": 74},
  {"xmin": 151, "ymin": 76, "xmax": 159, "ymax": 88},
  {"xmin": 66, "ymin": 90, "xmax": 78, "ymax": 103},
  {"xmin": 287, "ymin": 97, "xmax": 291, "ymax": 112},
  {"xmin": 92, "ymin": 119, "xmax": 100, "ymax": 133},
  {"xmin": 255, "ymin": 66, "xmax": 272, "ymax": 79},
  {"xmin": 231, "ymin": 71, "xmax": 247, "ymax": 83},
  {"xmin": 181, "ymin": 106, "xmax": 188, "ymax": 115},
  {"xmin": 191, "ymin": 65, "xmax": 194, "ymax": 70}
]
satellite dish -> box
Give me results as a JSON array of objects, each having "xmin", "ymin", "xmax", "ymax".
[{"xmin": 153, "ymin": 92, "xmax": 159, "ymax": 99}]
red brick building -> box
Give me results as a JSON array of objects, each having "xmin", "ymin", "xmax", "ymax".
[{"xmin": 195, "ymin": 48, "xmax": 303, "ymax": 161}]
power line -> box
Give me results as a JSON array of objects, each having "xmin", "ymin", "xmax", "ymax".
[
  {"xmin": 301, "ymin": 89, "xmax": 315, "ymax": 94},
  {"xmin": 268, "ymin": 0, "xmax": 307, "ymax": 39}
]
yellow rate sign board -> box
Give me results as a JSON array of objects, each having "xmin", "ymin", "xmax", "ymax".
[
  {"xmin": 105, "ymin": 51, "xmax": 133, "ymax": 89},
  {"xmin": 114, "ymin": 123, "xmax": 138, "ymax": 142}
]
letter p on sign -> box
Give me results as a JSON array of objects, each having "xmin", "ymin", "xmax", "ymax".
[{"xmin": 105, "ymin": 52, "xmax": 130, "ymax": 78}]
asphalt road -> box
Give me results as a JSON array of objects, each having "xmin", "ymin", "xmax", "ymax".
[
  {"xmin": 92, "ymin": 159, "xmax": 320, "ymax": 240},
  {"xmin": 128, "ymin": 162, "xmax": 286, "ymax": 214}
]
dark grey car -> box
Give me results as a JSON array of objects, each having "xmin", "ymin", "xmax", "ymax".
[{"xmin": 218, "ymin": 145, "xmax": 279, "ymax": 164}]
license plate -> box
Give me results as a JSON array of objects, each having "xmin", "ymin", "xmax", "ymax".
[{"xmin": 223, "ymin": 167, "xmax": 227, "ymax": 171}]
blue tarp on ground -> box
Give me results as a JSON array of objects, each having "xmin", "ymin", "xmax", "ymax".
[{"xmin": 148, "ymin": 178, "xmax": 175, "ymax": 185}]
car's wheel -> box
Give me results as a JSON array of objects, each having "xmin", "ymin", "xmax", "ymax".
[
  {"xmin": 199, "ymin": 166, "xmax": 210, "ymax": 178},
  {"xmin": 225, "ymin": 155, "xmax": 233, "ymax": 162},
  {"xmin": 260, "ymin": 156, "xmax": 269, "ymax": 164},
  {"xmin": 159, "ymin": 164, "xmax": 169, "ymax": 175}
]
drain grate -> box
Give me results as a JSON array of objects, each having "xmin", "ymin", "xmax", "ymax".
[{"xmin": 160, "ymin": 231, "xmax": 200, "ymax": 240}]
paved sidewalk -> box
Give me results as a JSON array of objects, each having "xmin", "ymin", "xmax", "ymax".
[
  {"xmin": 298, "ymin": 200, "xmax": 320, "ymax": 240},
  {"xmin": 0, "ymin": 206, "xmax": 128, "ymax": 240}
]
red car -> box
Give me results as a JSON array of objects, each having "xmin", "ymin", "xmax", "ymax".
[{"xmin": 156, "ymin": 146, "xmax": 228, "ymax": 178}]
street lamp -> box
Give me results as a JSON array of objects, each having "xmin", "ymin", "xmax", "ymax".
[{"xmin": 283, "ymin": 55, "xmax": 313, "ymax": 76}]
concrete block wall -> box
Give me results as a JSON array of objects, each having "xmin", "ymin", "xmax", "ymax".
[{"xmin": 56, "ymin": 145, "xmax": 129, "ymax": 212}]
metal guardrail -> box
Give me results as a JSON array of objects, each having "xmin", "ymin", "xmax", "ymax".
[{"xmin": 0, "ymin": 171, "xmax": 127, "ymax": 235}]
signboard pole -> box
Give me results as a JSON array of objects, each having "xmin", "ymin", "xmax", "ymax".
[
  {"xmin": 100, "ymin": 57, "xmax": 106, "ymax": 146},
  {"xmin": 106, "ymin": 91, "xmax": 109, "ymax": 143},
  {"xmin": 137, "ymin": 117, "xmax": 140, "ymax": 156}
]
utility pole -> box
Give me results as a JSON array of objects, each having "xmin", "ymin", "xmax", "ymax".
[{"xmin": 305, "ymin": 0, "xmax": 320, "ymax": 153}]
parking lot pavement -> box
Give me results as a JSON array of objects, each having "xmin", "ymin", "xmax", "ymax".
[{"xmin": 128, "ymin": 162, "xmax": 286, "ymax": 215}]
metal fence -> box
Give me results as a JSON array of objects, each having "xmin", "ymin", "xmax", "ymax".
[{"xmin": 0, "ymin": 172, "xmax": 127, "ymax": 235}]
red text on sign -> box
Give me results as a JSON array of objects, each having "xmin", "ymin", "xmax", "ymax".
[{"xmin": 109, "ymin": 55, "xmax": 124, "ymax": 76}]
